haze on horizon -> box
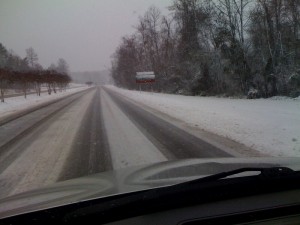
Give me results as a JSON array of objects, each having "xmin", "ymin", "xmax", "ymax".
[{"xmin": 0, "ymin": 0, "xmax": 172, "ymax": 72}]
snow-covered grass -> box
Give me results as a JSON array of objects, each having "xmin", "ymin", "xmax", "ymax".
[
  {"xmin": 106, "ymin": 85, "xmax": 300, "ymax": 157},
  {"xmin": 2, "ymin": 83, "xmax": 85, "ymax": 97},
  {"xmin": 0, "ymin": 85, "xmax": 90, "ymax": 120}
]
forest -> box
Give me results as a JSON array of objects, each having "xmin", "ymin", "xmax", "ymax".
[{"xmin": 111, "ymin": 0, "xmax": 300, "ymax": 98}]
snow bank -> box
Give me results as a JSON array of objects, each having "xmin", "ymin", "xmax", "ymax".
[
  {"xmin": 0, "ymin": 86, "xmax": 90, "ymax": 120},
  {"xmin": 106, "ymin": 85, "xmax": 300, "ymax": 157}
]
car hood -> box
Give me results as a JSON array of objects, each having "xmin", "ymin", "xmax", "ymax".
[{"xmin": 1, "ymin": 157, "xmax": 300, "ymax": 219}]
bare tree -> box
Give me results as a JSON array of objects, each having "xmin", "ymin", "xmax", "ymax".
[
  {"xmin": 25, "ymin": 47, "xmax": 38, "ymax": 68},
  {"xmin": 0, "ymin": 43, "xmax": 8, "ymax": 68},
  {"xmin": 136, "ymin": 6, "xmax": 162, "ymax": 72},
  {"xmin": 56, "ymin": 58, "xmax": 69, "ymax": 75},
  {"xmin": 0, "ymin": 69, "xmax": 9, "ymax": 102},
  {"xmin": 33, "ymin": 64, "xmax": 43, "ymax": 96}
]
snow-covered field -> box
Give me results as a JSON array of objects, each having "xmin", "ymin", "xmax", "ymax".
[
  {"xmin": 106, "ymin": 85, "xmax": 300, "ymax": 157},
  {"xmin": 2, "ymin": 83, "xmax": 84, "ymax": 96},
  {"xmin": 0, "ymin": 84, "xmax": 89, "ymax": 120}
]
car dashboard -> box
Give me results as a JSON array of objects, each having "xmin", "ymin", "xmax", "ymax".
[{"xmin": 106, "ymin": 189, "xmax": 300, "ymax": 225}]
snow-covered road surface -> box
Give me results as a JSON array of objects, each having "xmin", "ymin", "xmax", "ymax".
[
  {"xmin": 2, "ymin": 84, "xmax": 298, "ymax": 199},
  {"xmin": 0, "ymin": 85, "xmax": 90, "ymax": 122},
  {"xmin": 106, "ymin": 85, "xmax": 300, "ymax": 157},
  {"xmin": 0, "ymin": 86, "xmax": 238, "ymax": 199},
  {"xmin": 101, "ymin": 89, "xmax": 167, "ymax": 169},
  {"xmin": 2, "ymin": 90, "xmax": 95, "ymax": 197},
  {"xmin": 0, "ymin": 89, "xmax": 96, "ymax": 198}
]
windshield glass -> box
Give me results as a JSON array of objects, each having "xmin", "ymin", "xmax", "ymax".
[{"xmin": 0, "ymin": 0, "xmax": 299, "ymax": 200}]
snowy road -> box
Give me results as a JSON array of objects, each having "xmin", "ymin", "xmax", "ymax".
[
  {"xmin": 0, "ymin": 86, "xmax": 238, "ymax": 198},
  {"xmin": 107, "ymin": 86, "xmax": 300, "ymax": 157}
]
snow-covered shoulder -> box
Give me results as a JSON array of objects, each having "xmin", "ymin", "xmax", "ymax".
[{"xmin": 105, "ymin": 85, "xmax": 300, "ymax": 157}]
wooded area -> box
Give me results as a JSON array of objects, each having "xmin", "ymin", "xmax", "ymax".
[
  {"xmin": 111, "ymin": 0, "xmax": 300, "ymax": 98},
  {"xmin": 0, "ymin": 44, "xmax": 71, "ymax": 102}
]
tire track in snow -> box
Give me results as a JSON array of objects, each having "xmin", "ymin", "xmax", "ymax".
[
  {"xmin": 101, "ymin": 88, "xmax": 167, "ymax": 169},
  {"xmin": 58, "ymin": 87, "xmax": 112, "ymax": 181},
  {"xmin": 0, "ymin": 90, "xmax": 92, "ymax": 173},
  {"xmin": 0, "ymin": 89, "xmax": 96, "ymax": 198},
  {"xmin": 104, "ymin": 88, "xmax": 232, "ymax": 159}
]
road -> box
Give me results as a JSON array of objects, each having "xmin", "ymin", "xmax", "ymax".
[{"xmin": 0, "ymin": 86, "xmax": 232, "ymax": 198}]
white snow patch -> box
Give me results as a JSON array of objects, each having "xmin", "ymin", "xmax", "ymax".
[{"xmin": 106, "ymin": 85, "xmax": 300, "ymax": 157}]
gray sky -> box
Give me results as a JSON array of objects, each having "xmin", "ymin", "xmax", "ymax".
[{"xmin": 0, "ymin": 0, "xmax": 172, "ymax": 72}]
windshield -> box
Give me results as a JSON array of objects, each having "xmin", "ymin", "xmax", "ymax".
[{"xmin": 0, "ymin": 0, "xmax": 299, "ymax": 200}]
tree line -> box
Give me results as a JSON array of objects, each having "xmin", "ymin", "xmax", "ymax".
[
  {"xmin": 111, "ymin": 0, "xmax": 300, "ymax": 98},
  {"xmin": 0, "ymin": 44, "xmax": 71, "ymax": 102}
]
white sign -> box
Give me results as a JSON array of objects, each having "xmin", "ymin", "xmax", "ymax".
[{"xmin": 136, "ymin": 72, "xmax": 155, "ymax": 83}]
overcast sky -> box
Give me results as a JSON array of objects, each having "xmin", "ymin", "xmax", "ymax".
[{"xmin": 0, "ymin": 0, "xmax": 172, "ymax": 72}]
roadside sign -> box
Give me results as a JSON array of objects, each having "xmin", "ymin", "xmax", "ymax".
[{"xmin": 136, "ymin": 72, "xmax": 155, "ymax": 83}]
